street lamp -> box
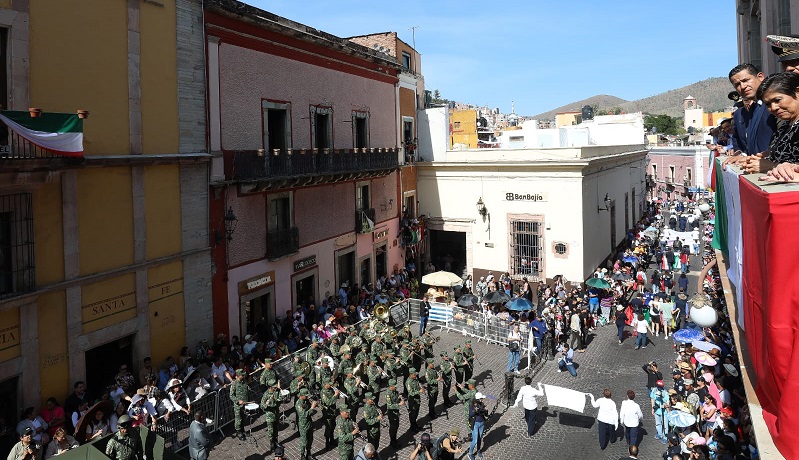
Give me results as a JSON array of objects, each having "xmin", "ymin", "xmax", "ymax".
[
  {"xmin": 215, "ymin": 206, "xmax": 238, "ymax": 244},
  {"xmin": 597, "ymin": 193, "xmax": 612, "ymax": 212}
]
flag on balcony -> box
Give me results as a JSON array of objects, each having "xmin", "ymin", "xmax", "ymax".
[
  {"xmin": 711, "ymin": 157, "xmax": 728, "ymax": 254},
  {"xmin": 0, "ymin": 110, "xmax": 83, "ymax": 157}
]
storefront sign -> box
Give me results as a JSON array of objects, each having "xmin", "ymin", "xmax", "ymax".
[
  {"xmin": 293, "ymin": 255, "xmax": 317, "ymax": 272},
  {"xmin": 239, "ymin": 270, "xmax": 276, "ymax": 295},
  {"xmin": 504, "ymin": 192, "xmax": 549, "ymax": 202},
  {"xmin": 0, "ymin": 307, "xmax": 20, "ymax": 361},
  {"xmin": 373, "ymin": 227, "xmax": 389, "ymax": 241},
  {"xmin": 82, "ymin": 291, "xmax": 137, "ymax": 325}
]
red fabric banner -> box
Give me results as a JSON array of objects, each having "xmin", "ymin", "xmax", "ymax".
[{"xmin": 739, "ymin": 178, "xmax": 799, "ymax": 459}]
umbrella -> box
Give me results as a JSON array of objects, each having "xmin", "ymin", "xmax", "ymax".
[
  {"xmin": 74, "ymin": 400, "xmax": 113, "ymax": 443},
  {"xmin": 666, "ymin": 410, "xmax": 697, "ymax": 428},
  {"xmin": 421, "ymin": 271, "xmax": 463, "ymax": 287},
  {"xmin": 505, "ymin": 297, "xmax": 534, "ymax": 311},
  {"xmin": 691, "ymin": 340, "xmax": 720, "ymax": 353},
  {"xmin": 672, "ymin": 328, "xmax": 705, "ymax": 343},
  {"xmin": 457, "ymin": 294, "xmax": 480, "ymax": 308},
  {"xmin": 483, "ymin": 291, "xmax": 511, "ymax": 304},
  {"xmin": 623, "ymin": 255, "xmax": 639, "ymax": 264},
  {"xmin": 585, "ymin": 278, "xmax": 611, "ymax": 289},
  {"xmin": 694, "ymin": 351, "xmax": 717, "ymax": 366}
]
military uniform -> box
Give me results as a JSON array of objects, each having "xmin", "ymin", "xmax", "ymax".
[
  {"xmin": 399, "ymin": 344, "xmax": 412, "ymax": 394},
  {"xmin": 424, "ymin": 360, "xmax": 440, "ymax": 417},
  {"xmin": 105, "ymin": 430, "xmax": 142, "ymax": 460},
  {"xmin": 455, "ymin": 380, "xmax": 477, "ymax": 430},
  {"xmin": 338, "ymin": 356, "xmax": 354, "ymax": 384},
  {"xmin": 383, "ymin": 353, "xmax": 399, "ymax": 380},
  {"xmin": 452, "ymin": 348, "xmax": 466, "ymax": 385},
  {"xmin": 362, "ymin": 395, "xmax": 381, "ymax": 449},
  {"xmin": 366, "ymin": 362, "xmax": 382, "ymax": 396},
  {"xmin": 384, "ymin": 380, "xmax": 402, "ymax": 448},
  {"xmin": 316, "ymin": 364, "xmax": 333, "ymax": 390},
  {"xmin": 260, "ymin": 386, "xmax": 281, "ymax": 450},
  {"xmin": 295, "ymin": 390, "xmax": 315, "ymax": 460},
  {"xmin": 343, "ymin": 375, "xmax": 362, "ymax": 414},
  {"xmin": 305, "ymin": 343, "xmax": 321, "ymax": 364},
  {"xmin": 463, "ymin": 341, "xmax": 475, "ymax": 381},
  {"xmin": 334, "ymin": 410, "xmax": 357, "ymax": 460},
  {"xmin": 259, "ymin": 361, "xmax": 278, "ymax": 389},
  {"xmin": 289, "ymin": 376, "xmax": 306, "ymax": 406},
  {"xmin": 320, "ymin": 384, "xmax": 339, "ymax": 447},
  {"xmin": 439, "ymin": 354, "xmax": 454, "ymax": 407},
  {"xmin": 371, "ymin": 339, "xmax": 386, "ymax": 363},
  {"xmin": 405, "ymin": 368, "xmax": 422, "ymax": 430},
  {"xmin": 229, "ymin": 371, "xmax": 250, "ymax": 437}
]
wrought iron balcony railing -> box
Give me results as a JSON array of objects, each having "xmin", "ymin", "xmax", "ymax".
[
  {"xmin": 266, "ymin": 226, "xmax": 299, "ymax": 259},
  {"xmin": 230, "ymin": 148, "xmax": 399, "ymax": 182},
  {"xmin": 0, "ymin": 126, "xmax": 62, "ymax": 160},
  {"xmin": 356, "ymin": 208, "xmax": 376, "ymax": 234}
]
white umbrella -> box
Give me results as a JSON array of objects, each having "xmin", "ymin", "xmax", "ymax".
[
  {"xmin": 691, "ymin": 340, "xmax": 721, "ymax": 352},
  {"xmin": 421, "ymin": 271, "xmax": 463, "ymax": 287}
]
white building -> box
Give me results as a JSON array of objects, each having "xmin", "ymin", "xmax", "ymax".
[
  {"xmin": 492, "ymin": 113, "xmax": 646, "ymax": 150},
  {"xmin": 417, "ymin": 108, "xmax": 648, "ymax": 283}
]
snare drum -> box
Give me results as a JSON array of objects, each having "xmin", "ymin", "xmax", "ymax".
[
  {"xmin": 244, "ymin": 403, "xmax": 259, "ymax": 416},
  {"xmin": 279, "ymin": 389, "xmax": 291, "ymax": 402}
]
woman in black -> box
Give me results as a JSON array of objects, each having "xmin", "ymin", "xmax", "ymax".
[{"xmin": 758, "ymin": 72, "xmax": 799, "ymax": 179}]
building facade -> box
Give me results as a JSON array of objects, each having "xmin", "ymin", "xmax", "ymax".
[
  {"xmin": 449, "ymin": 109, "xmax": 478, "ymax": 149},
  {"xmin": 647, "ymin": 146, "xmax": 708, "ymax": 200},
  {"xmin": 205, "ymin": 1, "xmax": 406, "ymax": 339},
  {"xmin": 736, "ymin": 0, "xmax": 798, "ymax": 74},
  {"xmin": 0, "ymin": 0, "xmax": 211, "ymax": 419}
]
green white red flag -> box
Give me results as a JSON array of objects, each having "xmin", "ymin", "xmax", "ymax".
[{"xmin": 0, "ymin": 110, "xmax": 83, "ymax": 157}]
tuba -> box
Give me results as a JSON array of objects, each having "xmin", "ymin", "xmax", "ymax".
[
  {"xmin": 339, "ymin": 344, "xmax": 352, "ymax": 356},
  {"xmin": 375, "ymin": 304, "xmax": 390, "ymax": 322},
  {"xmin": 298, "ymin": 361, "xmax": 312, "ymax": 377}
]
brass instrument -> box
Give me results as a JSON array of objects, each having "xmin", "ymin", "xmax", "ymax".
[
  {"xmin": 298, "ymin": 361, "xmax": 312, "ymax": 377},
  {"xmin": 374, "ymin": 304, "xmax": 390, "ymax": 322},
  {"xmin": 339, "ymin": 344, "xmax": 352, "ymax": 356}
]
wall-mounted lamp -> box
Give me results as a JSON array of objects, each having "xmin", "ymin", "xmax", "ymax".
[
  {"xmin": 597, "ymin": 193, "xmax": 612, "ymax": 212},
  {"xmin": 476, "ymin": 197, "xmax": 491, "ymax": 238},
  {"xmin": 215, "ymin": 206, "xmax": 238, "ymax": 244}
]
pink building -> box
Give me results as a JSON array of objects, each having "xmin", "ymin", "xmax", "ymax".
[
  {"xmin": 205, "ymin": 0, "xmax": 405, "ymax": 338},
  {"xmin": 646, "ymin": 147, "xmax": 708, "ymax": 200}
]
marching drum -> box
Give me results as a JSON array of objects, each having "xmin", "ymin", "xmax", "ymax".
[
  {"xmin": 244, "ymin": 402, "xmax": 259, "ymax": 417},
  {"xmin": 279, "ymin": 389, "xmax": 291, "ymax": 402}
]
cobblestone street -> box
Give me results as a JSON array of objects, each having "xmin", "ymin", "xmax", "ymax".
[{"xmin": 209, "ymin": 259, "xmax": 697, "ymax": 460}]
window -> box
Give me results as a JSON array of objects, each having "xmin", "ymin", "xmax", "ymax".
[
  {"xmin": 0, "ymin": 193, "xmax": 35, "ymax": 299},
  {"xmin": 356, "ymin": 183, "xmax": 370, "ymax": 211},
  {"xmin": 779, "ymin": 0, "xmax": 791, "ymax": 35},
  {"xmin": 631, "ymin": 187, "xmax": 636, "ymax": 223},
  {"xmin": 352, "ymin": 111, "xmax": 369, "ymax": 149},
  {"xmin": 686, "ymin": 168, "xmax": 693, "ymax": 184},
  {"xmin": 310, "ymin": 106, "xmax": 333, "ymax": 150},
  {"xmin": 669, "ymin": 166, "xmax": 675, "ymax": 183},
  {"xmin": 267, "ymin": 193, "xmax": 297, "ymax": 259},
  {"xmin": 624, "ymin": 192, "xmax": 629, "ymax": 232},
  {"xmin": 263, "ymin": 101, "xmax": 291, "ymax": 153},
  {"xmin": 651, "ymin": 164, "xmax": 657, "ymax": 179},
  {"xmin": 402, "ymin": 118, "xmax": 414, "ymax": 146},
  {"xmin": 509, "ymin": 218, "xmax": 543, "ymax": 277},
  {"xmin": 268, "ymin": 195, "xmax": 291, "ymax": 232},
  {"xmin": 454, "ymin": 121, "xmax": 461, "ymax": 129},
  {"xmin": 509, "ymin": 136, "xmax": 524, "ymax": 142},
  {"xmin": 554, "ymin": 242, "xmax": 567, "ymax": 255},
  {"xmin": 401, "ymin": 51, "xmax": 411, "ymax": 71}
]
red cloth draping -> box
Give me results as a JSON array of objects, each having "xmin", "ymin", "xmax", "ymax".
[{"xmin": 739, "ymin": 178, "xmax": 799, "ymax": 459}]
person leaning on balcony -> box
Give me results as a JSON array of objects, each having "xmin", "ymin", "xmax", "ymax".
[{"xmin": 757, "ymin": 72, "xmax": 799, "ymax": 181}]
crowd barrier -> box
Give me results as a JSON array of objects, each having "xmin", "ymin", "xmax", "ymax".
[{"xmin": 154, "ymin": 300, "xmax": 410, "ymax": 452}]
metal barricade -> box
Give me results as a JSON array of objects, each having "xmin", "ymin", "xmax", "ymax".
[{"xmin": 154, "ymin": 390, "xmax": 218, "ymax": 452}]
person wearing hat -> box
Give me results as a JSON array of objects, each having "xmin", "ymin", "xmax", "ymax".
[
  {"xmin": 343, "ymin": 371, "xmax": 362, "ymax": 415},
  {"xmin": 105, "ymin": 415, "xmax": 142, "ymax": 460},
  {"xmin": 8, "ymin": 427, "xmax": 41, "ymax": 460},
  {"xmin": 366, "ymin": 359, "xmax": 382, "ymax": 397},
  {"xmin": 769, "ymin": 34, "xmax": 799, "ymax": 74},
  {"xmin": 650, "ymin": 380, "xmax": 670, "ymax": 444},
  {"xmin": 362, "ymin": 392, "xmax": 382, "ymax": 449},
  {"xmin": 318, "ymin": 379, "xmax": 340, "ymax": 448},
  {"xmin": 424, "ymin": 358, "xmax": 441, "ymax": 418},
  {"xmin": 438, "ymin": 352, "xmax": 454, "ymax": 407},
  {"xmin": 228, "ymin": 368, "xmax": 250, "ymax": 440},
  {"xmin": 260, "ymin": 385, "xmax": 281, "ymax": 453},
  {"xmin": 435, "ymin": 429, "xmax": 464, "ymax": 460},
  {"xmin": 455, "ymin": 379, "xmax": 477, "ymax": 432},
  {"xmin": 405, "ymin": 367, "xmax": 424, "ymax": 431},
  {"xmin": 295, "ymin": 388, "xmax": 316, "ymax": 460},
  {"xmin": 334, "ymin": 403, "xmax": 358, "ymax": 460},
  {"xmin": 272, "ymin": 444, "xmax": 285, "ymax": 460},
  {"xmin": 684, "ymin": 379, "xmax": 700, "ymax": 413},
  {"xmin": 467, "ymin": 392, "xmax": 488, "ymax": 460},
  {"xmin": 452, "ymin": 345, "xmax": 467, "ymax": 385},
  {"xmin": 384, "ymin": 379, "xmax": 403, "ymax": 448},
  {"xmin": 260, "ymin": 358, "xmax": 278, "ymax": 389}
]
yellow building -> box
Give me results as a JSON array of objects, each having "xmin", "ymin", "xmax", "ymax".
[
  {"xmin": 556, "ymin": 111, "xmax": 582, "ymax": 128},
  {"xmin": 0, "ymin": 0, "xmax": 211, "ymax": 419},
  {"xmin": 450, "ymin": 109, "xmax": 478, "ymax": 149}
]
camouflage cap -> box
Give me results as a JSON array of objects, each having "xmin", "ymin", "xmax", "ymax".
[
  {"xmin": 263, "ymin": 358, "xmax": 273, "ymax": 364},
  {"xmin": 235, "ymin": 369, "xmax": 246, "ymax": 377},
  {"xmin": 298, "ymin": 388, "xmax": 310, "ymax": 396},
  {"xmin": 467, "ymin": 379, "xmax": 476, "ymax": 386},
  {"xmin": 408, "ymin": 367, "xmax": 417, "ymax": 374},
  {"xmin": 364, "ymin": 392, "xmax": 374, "ymax": 400},
  {"xmin": 388, "ymin": 379, "xmax": 397, "ymax": 386},
  {"xmin": 426, "ymin": 358, "xmax": 435, "ymax": 364}
]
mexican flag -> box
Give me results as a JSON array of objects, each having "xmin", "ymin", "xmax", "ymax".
[{"xmin": 0, "ymin": 110, "xmax": 83, "ymax": 157}]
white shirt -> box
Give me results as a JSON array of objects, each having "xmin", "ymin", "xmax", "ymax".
[
  {"xmin": 591, "ymin": 396, "xmax": 618, "ymax": 428},
  {"xmin": 634, "ymin": 319, "xmax": 649, "ymax": 333},
  {"xmin": 513, "ymin": 384, "xmax": 544, "ymax": 410},
  {"xmin": 618, "ymin": 399, "xmax": 643, "ymax": 427}
]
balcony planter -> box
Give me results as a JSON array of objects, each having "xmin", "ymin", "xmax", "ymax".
[
  {"xmin": 77, "ymin": 110, "xmax": 90, "ymax": 119},
  {"xmin": 28, "ymin": 108, "xmax": 42, "ymax": 118}
]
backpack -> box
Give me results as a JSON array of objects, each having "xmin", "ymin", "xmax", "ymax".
[{"xmin": 431, "ymin": 434, "xmax": 448, "ymax": 460}]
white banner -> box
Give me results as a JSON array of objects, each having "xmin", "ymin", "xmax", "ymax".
[
  {"xmin": 721, "ymin": 167, "xmax": 745, "ymax": 330},
  {"xmin": 429, "ymin": 301, "xmax": 453, "ymax": 322},
  {"xmin": 543, "ymin": 384, "xmax": 586, "ymax": 413}
]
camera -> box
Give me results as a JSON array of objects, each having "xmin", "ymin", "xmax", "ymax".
[{"xmin": 419, "ymin": 432, "xmax": 431, "ymax": 449}]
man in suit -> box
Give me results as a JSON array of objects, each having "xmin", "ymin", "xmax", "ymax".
[
  {"xmin": 419, "ymin": 295, "xmax": 431, "ymax": 335},
  {"xmin": 188, "ymin": 411, "xmax": 210, "ymax": 460},
  {"xmin": 727, "ymin": 64, "xmax": 777, "ymax": 161}
]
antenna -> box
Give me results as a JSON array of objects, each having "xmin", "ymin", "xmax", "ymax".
[{"xmin": 408, "ymin": 25, "xmax": 419, "ymax": 51}]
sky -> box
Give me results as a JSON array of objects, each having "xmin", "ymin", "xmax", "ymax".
[{"xmin": 247, "ymin": 0, "xmax": 738, "ymax": 116}]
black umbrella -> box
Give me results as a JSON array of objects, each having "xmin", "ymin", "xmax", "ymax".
[
  {"xmin": 483, "ymin": 291, "xmax": 511, "ymax": 304},
  {"xmin": 457, "ymin": 294, "xmax": 479, "ymax": 308}
]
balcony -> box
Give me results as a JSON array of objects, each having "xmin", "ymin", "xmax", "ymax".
[
  {"xmin": 356, "ymin": 208, "xmax": 375, "ymax": 234},
  {"xmin": 266, "ymin": 226, "xmax": 299, "ymax": 260},
  {"xmin": 0, "ymin": 123, "xmax": 82, "ymax": 172},
  {"xmin": 226, "ymin": 148, "xmax": 399, "ymax": 192}
]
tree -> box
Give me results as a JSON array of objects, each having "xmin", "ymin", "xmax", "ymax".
[
  {"xmin": 431, "ymin": 89, "xmax": 450, "ymax": 106},
  {"xmin": 644, "ymin": 114, "xmax": 681, "ymax": 135}
]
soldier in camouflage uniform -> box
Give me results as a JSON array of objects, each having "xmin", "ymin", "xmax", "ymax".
[
  {"xmin": 422, "ymin": 333, "xmax": 435, "ymax": 359},
  {"xmin": 260, "ymin": 385, "xmax": 281, "ymax": 452},
  {"xmin": 289, "ymin": 374, "xmax": 307, "ymax": 407},
  {"xmin": 399, "ymin": 341, "xmax": 412, "ymax": 395},
  {"xmin": 366, "ymin": 359, "xmax": 382, "ymax": 396},
  {"xmin": 383, "ymin": 350, "xmax": 399, "ymax": 380},
  {"xmin": 355, "ymin": 346, "xmax": 370, "ymax": 369},
  {"xmin": 338, "ymin": 352, "xmax": 354, "ymax": 385},
  {"xmin": 260, "ymin": 358, "xmax": 279, "ymax": 389},
  {"xmin": 229, "ymin": 369, "xmax": 250, "ymax": 439},
  {"xmin": 424, "ymin": 358, "xmax": 441, "ymax": 417},
  {"xmin": 452, "ymin": 345, "xmax": 467, "ymax": 385},
  {"xmin": 405, "ymin": 367, "xmax": 424, "ymax": 431},
  {"xmin": 362, "ymin": 392, "xmax": 382, "ymax": 449},
  {"xmin": 315, "ymin": 358, "xmax": 333, "ymax": 391},
  {"xmin": 305, "ymin": 340, "xmax": 321, "ymax": 365},
  {"xmin": 334, "ymin": 404, "xmax": 358, "ymax": 460},
  {"xmin": 343, "ymin": 371, "xmax": 362, "ymax": 415},
  {"xmin": 439, "ymin": 352, "xmax": 454, "ymax": 407},
  {"xmin": 319, "ymin": 379, "xmax": 340, "ymax": 448},
  {"xmin": 462, "ymin": 340, "xmax": 475, "ymax": 381},
  {"xmin": 105, "ymin": 415, "xmax": 142, "ymax": 460},
  {"xmin": 295, "ymin": 388, "xmax": 316, "ymax": 460},
  {"xmin": 370, "ymin": 335, "xmax": 386, "ymax": 363},
  {"xmin": 455, "ymin": 379, "xmax": 477, "ymax": 432},
  {"xmin": 384, "ymin": 379, "xmax": 403, "ymax": 448}
]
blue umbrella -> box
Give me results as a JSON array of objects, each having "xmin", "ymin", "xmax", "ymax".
[
  {"xmin": 505, "ymin": 297, "xmax": 534, "ymax": 311},
  {"xmin": 666, "ymin": 410, "xmax": 697, "ymax": 428},
  {"xmin": 672, "ymin": 328, "xmax": 705, "ymax": 343},
  {"xmin": 623, "ymin": 255, "xmax": 639, "ymax": 264}
]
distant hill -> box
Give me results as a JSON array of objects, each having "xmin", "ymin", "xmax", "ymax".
[{"xmin": 530, "ymin": 77, "xmax": 733, "ymax": 120}]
